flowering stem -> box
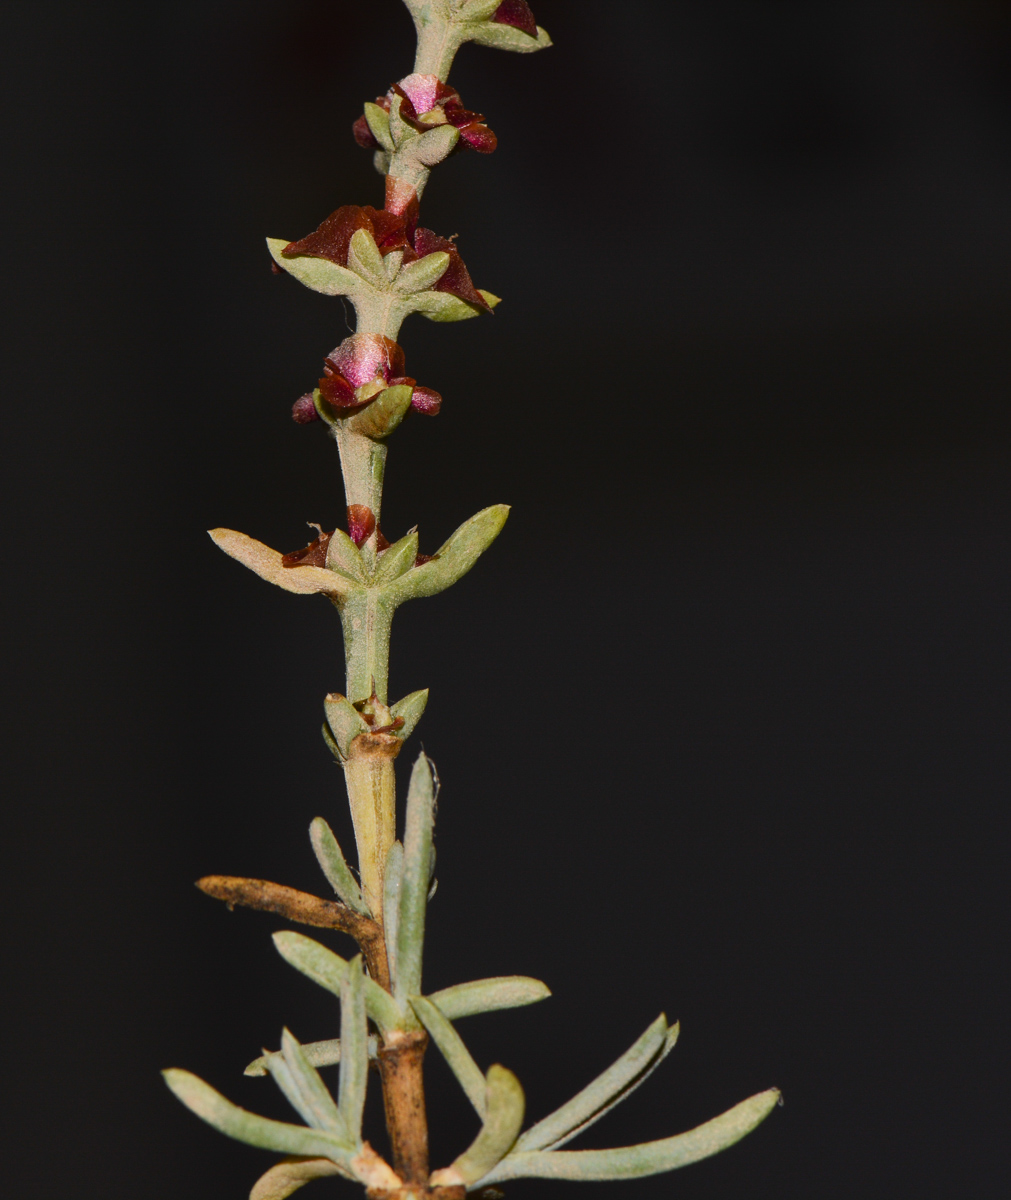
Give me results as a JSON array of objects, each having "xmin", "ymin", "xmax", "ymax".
[
  {"xmin": 413, "ymin": 22, "xmax": 461, "ymax": 81},
  {"xmin": 335, "ymin": 427, "xmax": 387, "ymax": 566},
  {"xmin": 342, "ymin": 732, "xmax": 400, "ymax": 920}
]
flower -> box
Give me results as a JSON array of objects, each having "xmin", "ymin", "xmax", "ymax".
[
  {"xmin": 492, "ymin": 0, "xmax": 538, "ymax": 38},
  {"xmin": 282, "ymin": 204, "xmax": 491, "ymax": 312},
  {"xmin": 354, "ymin": 74, "xmax": 497, "ymax": 155},
  {"xmin": 291, "ymin": 332, "xmax": 442, "ymax": 424}
]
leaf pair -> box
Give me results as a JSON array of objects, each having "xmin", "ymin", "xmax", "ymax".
[{"xmin": 267, "ymin": 235, "xmax": 499, "ymax": 342}]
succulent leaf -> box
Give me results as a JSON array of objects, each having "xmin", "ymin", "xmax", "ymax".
[
  {"xmin": 394, "ymin": 251, "xmax": 451, "ymax": 295},
  {"xmin": 389, "ymin": 688, "xmax": 429, "ymax": 740},
  {"xmin": 374, "ymin": 532, "xmax": 420, "ymax": 585},
  {"xmin": 363, "ymin": 102, "xmax": 394, "ymax": 153},
  {"xmin": 309, "ymin": 816, "xmax": 369, "ymax": 914},
  {"xmin": 427, "ymin": 976, "xmax": 551, "ymax": 1020},
  {"xmin": 266, "ymin": 1029, "xmax": 348, "ymax": 1138},
  {"xmin": 468, "ymin": 21, "xmax": 552, "ymax": 52},
  {"xmin": 395, "ymin": 752, "xmax": 438, "ymax": 1006},
  {"xmin": 478, "ymin": 1090, "xmax": 781, "ymax": 1185},
  {"xmin": 347, "ymin": 228, "xmax": 387, "ymax": 283},
  {"xmin": 209, "ymin": 529, "xmax": 354, "ymax": 598},
  {"xmin": 272, "ymin": 932, "xmax": 403, "ymax": 1033},
  {"xmin": 383, "ymin": 840, "xmax": 404, "ymax": 986},
  {"xmin": 245, "ymin": 1036, "xmax": 379, "ymax": 1078},
  {"xmin": 249, "ymin": 1157, "xmax": 345, "ymax": 1200},
  {"xmin": 385, "ymin": 506, "xmax": 510, "ymax": 604},
  {"xmin": 433, "ymin": 1065, "xmax": 526, "ymax": 1187},
  {"xmin": 338, "ymin": 957, "xmax": 369, "ymax": 1142},
  {"xmin": 410, "ymin": 995, "xmax": 488, "ymax": 1116},
  {"xmin": 267, "ymin": 238, "xmax": 361, "ymax": 297},
  {"xmin": 343, "ymin": 385, "xmax": 415, "ymax": 440}
]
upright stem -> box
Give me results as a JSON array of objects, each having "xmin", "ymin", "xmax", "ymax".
[
  {"xmin": 342, "ymin": 732, "xmax": 400, "ymax": 921},
  {"xmin": 413, "ymin": 21, "xmax": 461, "ymax": 80},
  {"xmin": 335, "ymin": 426, "xmax": 387, "ymax": 572}
]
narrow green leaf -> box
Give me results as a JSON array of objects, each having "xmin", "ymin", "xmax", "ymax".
[
  {"xmin": 338, "ymin": 957, "xmax": 368, "ymax": 1143},
  {"xmin": 395, "ymin": 753, "xmax": 437, "ymax": 1005},
  {"xmin": 250, "ymin": 1157, "xmax": 346, "ymax": 1200},
  {"xmin": 468, "ymin": 22, "xmax": 552, "ymax": 52},
  {"xmin": 321, "ymin": 720, "xmax": 342, "ymax": 762},
  {"xmin": 344, "ymin": 384, "xmax": 414, "ymax": 440},
  {"xmin": 437, "ymin": 1065, "xmax": 525, "ymax": 1187},
  {"xmin": 363, "ymin": 102, "xmax": 394, "ymax": 153},
  {"xmin": 410, "ymin": 996, "xmax": 487, "ymax": 1116},
  {"xmin": 515, "ymin": 1015, "xmax": 670, "ymax": 1152},
  {"xmin": 325, "ymin": 530, "xmax": 367, "ymax": 582},
  {"xmin": 347, "ymin": 228, "xmax": 386, "ymax": 282},
  {"xmin": 386, "ymin": 506, "xmax": 510, "ymax": 604},
  {"xmin": 409, "ymin": 290, "xmax": 485, "ymax": 322},
  {"xmin": 387, "ymin": 93, "xmax": 413, "ymax": 147},
  {"xmin": 322, "ymin": 694, "xmax": 370, "ymax": 760},
  {"xmin": 394, "ymin": 251, "xmax": 450, "ymax": 295},
  {"xmin": 245, "ymin": 1036, "xmax": 380, "ymax": 1077},
  {"xmin": 383, "ymin": 841, "xmax": 404, "ymax": 987},
  {"xmin": 389, "ymin": 688, "xmax": 429, "ymax": 741},
  {"xmin": 162, "ymin": 1069, "xmax": 354, "ymax": 1162},
  {"xmin": 374, "ymin": 531, "xmax": 419, "ymax": 586},
  {"xmin": 272, "ymin": 932, "xmax": 403, "ymax": 1033},
  {"xmin": 411, "ymin": 123, "xmax": 460, "ymax": 166},
  {"xmin": 478, "ymin": 1088, "xmax": 781, "ymax": 1185},
  {"xmin": 309, "ymin": 817, "xmax": 369, "ymax": 914},
  {"xmin": 267, "ymin": 239, "xmax": 362, "ymax": 297},
  {"xmin": 428, "ymin": 976, "xmax": 551, "ymax": 1021},
  {"xmin": 266, "ymin": 1029, "xmax": 348, "ymax": 1139},
  {"xmin": 460, "ymin": 0, "xmax": 502, "ymax": 18}
]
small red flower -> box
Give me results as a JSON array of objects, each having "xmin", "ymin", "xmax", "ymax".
[
  {"xmin": 493, "ymin": 0, "xmax": 538, "ymax": 38},
  {"xmin": 302, "ymin": 332, "xmax": 442, "ymax": 422},
  {"xmin": 282, "ymin": 205, "xmax": 490, "ymax": 312},
  {"xmin": 353, "ymin": 75, "xmax": 497, "ymax": 156}
]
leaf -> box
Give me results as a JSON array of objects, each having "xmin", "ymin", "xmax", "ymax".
[
  {"xmin": 344, "ymin": 384, "xmax": 414, "ymax": 439},
  {"xmin": 272, "ymin": 932, "xmax": 403, "ymax": 1034},
  {"xmin": 389, "ymin": 688, "xmax": 429, "ymax": 741},
  {"xmin": 387, "ymin": 92, "xmax": 412, "ymax": 147},
  {"xmin": 382, "ymin": 841, "xmax": 404, "ymax": 986},
  {"xmin": 374, "ymin": 531, "xmax": 419, "ymax": 586},
  {"xmin": 162, "ymin": 1069, "xmax": 354, "ymax": 1162},
  {"xmin": 245, "ymin": 1036, "xmax": 379, "ymax": 1077},
  {"xmin": 209, "ymin": 529, "xmax": 353, "ymax": 598},
  {"xmin": 478, "ymin": 1089, "xmax": 781, "ymax": 1185},
  {"xmin": 385, "ymin": 506, "xmax": 510, "ymax": 604},
  {"xmin": 432, "ymin": 1065, "xmax": 525, "ymax": 1187},
  {"xmin": 250, "ymin": 1157, "xmax": 346, "ymax": 1200},
  {"xmin": 363, "ymin": 102, "xmax": 394, "ymax": 153},
  {"xmin": 460, "ymin": 0, "xmax": 501, "ymax": 17},
  {"xmin": 409, "ymin": 289, "xmax": 485, "ymax": 322},
  {"xmin": 395, "ymin": 753, "xmax": 437, "ymax": 1005},
  {"xmin": 266, "ymin": 238, "xmax": 362, "ymax": 297},
  {"xmin": 265, "ymin": 1029, "xmax": 348, "ymax": 1139},
  {"xmin": 515, "ymin": 1015, "xmax": 671, "ymax": 1152},
  {"xmin": 309, "ymin": 816, "xmax": 369, "ymax": 914},
  {"xmin": 338, "ymin": 957, "xmax": 369, "ymax": 1143},
  {"xmin": 410, "ymin": 996, "xmax": 487, "ymax": 1116},
  {"xmin": 427, "ymin": 976, "xmax": 551, "ymax": 1021},
  {"xmin": 325, "ymin": 529, "xmax": 367, "ymax": 582},
  {"xmin": 347, "ymin": 228, "xmax": 387, "ymax": 283},
  {"xmin": 468, "ymin": 22, "xmax": 553, "ymax": 52},
  {"xmin": 411, "ymin": 123, "xmax": 460, "ymax": 166},
  {"xmin": 394, "ymin": 252, "xmax": 450, "ymax": 295}
]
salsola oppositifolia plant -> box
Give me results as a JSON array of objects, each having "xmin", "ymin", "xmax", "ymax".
[{"xmin": 162, "ymin": 3, "xmax": 781, "ymax": 1197}]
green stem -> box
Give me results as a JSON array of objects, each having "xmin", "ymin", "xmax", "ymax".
[
  {"xmin": 413, "ymin": 20, "xmax": 462, "ymax": 80},
  {"xmin": 339, "ymin": 589, "xmax": 395, "ymax": 705}
]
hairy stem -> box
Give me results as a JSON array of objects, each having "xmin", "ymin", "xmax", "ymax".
[
  {"xmin": 343, "ymin": 732, "xmax": 401, "ymax": 921},
  {"xmin": 413, "ymin": 21, "xmax": 461, "ymax": 80},
  {"xmin": 378, "ymin": 1031, "xmax": 430, "ymax": 1184},
  {"xmin": 339, "ymin": 589, "xmax": 395, "ymax": 705}
]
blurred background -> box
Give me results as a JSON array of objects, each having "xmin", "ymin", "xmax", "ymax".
[{"xmin": 3, "ymin": 1, "xmax": 1010, "ymax": 1196}]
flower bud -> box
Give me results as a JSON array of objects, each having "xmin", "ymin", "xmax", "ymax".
[{"xmin": 291, "ymin": 393, "xmax": 320, "ymax": 424}]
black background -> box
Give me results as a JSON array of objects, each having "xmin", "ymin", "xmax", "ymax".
[{"xmin": 4, "ymin": 1, "xmax": 1010, "ymax": 1196}]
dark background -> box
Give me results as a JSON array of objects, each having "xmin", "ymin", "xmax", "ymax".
[{"xmin": 4, "ymin": 1, "xmax": 1010, "ymax": 1196}]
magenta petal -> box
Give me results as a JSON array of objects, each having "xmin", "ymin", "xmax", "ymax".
[
  {"xmin": 291, "ymin": 393, "xmax": 320, "ymax": 424},
  {"xmin": 493, "ymin": 0, "xmax": 537, "ymax": 38},
  {"xmin": 410, "ymin": 386, "xmax": 442, "ymax": 415}
]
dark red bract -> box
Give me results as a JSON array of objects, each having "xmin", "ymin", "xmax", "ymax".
[
  {"xmin": 493, "ymin": 0, "xmax": 538, "ymax": 39},
  {"xmin": 353, "ymin": 76, "xmax": 497, "ymax": 156}
]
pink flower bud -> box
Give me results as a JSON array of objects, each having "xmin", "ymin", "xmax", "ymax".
[{"xmin": 291, "ymin": 393, "xmax": 320, "ymax": 424}]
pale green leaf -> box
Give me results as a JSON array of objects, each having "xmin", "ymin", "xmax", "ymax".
[
  {"xmin": 266, "ymin": 239, "xmax": 361, "ymax": 298},
  {"xmin": 209, "ymin": 529, "xmax": 354, "ymax": 598},
  {"xmin": 309, "ymin": 816, "xmax": 369, "ymax": 913},
  {"xmin": 344, "ymin": 384, "xmax": 414, "ymax": 440},
  {"xmin": 245, "ymin": 1035, "xmax": 379, "ymax": 1077},
  {"xmin": 409, "ymin": 290, "xmax": 485, "ymax": 322},
  {"xmin": 436, "ymin": 1066, "xmax": 525, "ymax": 1187},
  {"xmin": 410, "ymin": 996, "xmax": 487, "ymax": 1116},
  {"xmin": 394, "ymin": 251, "xmax": 450, "ymax": 295},
  {"xmin": 428, "ymin": 976, "xmax": 551, "ymax": 1021},
  {"xmin": 272, "ymin": 932, "xmax": 403, "ymax": 1033},
  {"xmin": 338, "ymin": 957, "xmax": 368, "ymax": 1142},
  {"xmin": 411, "ymin": 123, "xmax": 460, "ymax": 166},
  {"xmin": 395, "ymin": 753, "xmax": 437, "ymax": 1005},
  {"xmin": 383, "ymin": 841, "xmax": 404, "ymax": 986},
  {"xmin": 467, "ymin": 22, "xmax": 552, "ymax": 52},
  {"xmin": 321, "ymin": 695, "xmax": 370, "ymax": 762},
  {"xmin": 162, "ymin": 1069, "xmax": 353, "ymax": 1162},
  {"xmin": 250, "ymin": 1157, "xmax": 346, "ymax": 1200},
  {"xmin": 374, "ymin": 532, "xmax": 419, "ymax": 586},
  {"xmin": 265, "ymin": 1030, "xmax": 347, "ymax": 1139},
  {"xmin": 387, "ymin": 92, "xmax": 412, "ymax": 147},
  {"xmin": 385, "ymin": 506, "xmax": 510, "ymax": 604},
  {"xmin": 363, "ymin": 102, "xmax": 394, "ymax": 153},
  {"xmin": 479, "ymin": 1089, "xmax": 781, "ymax": 1185},
  {"xmin": 515, "ymin": 1015, "xmax": 671, "ymax": 1153},
  {"xmin": 389, "ymin": 688, "xmax": 429, "ymax": 741},
  {"xmin": 321, "ymin": 721, "xmax": 342, "ymax": 763},
  {"xmin": 324, "ymin": 530, "xmax": 367, "ymax": 583},
  {"xmin": 459, "ymin": 0, "xmax": 501, "ymax": 18},
  {"xmin": 347, "ymin": 228, "xmax": 386, "ymax": 283}
]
